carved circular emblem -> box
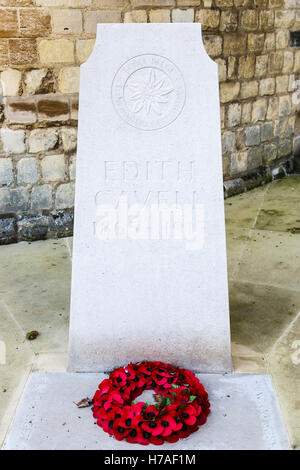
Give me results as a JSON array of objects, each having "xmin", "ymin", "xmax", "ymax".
[{"xmin": 112, "ymin": 54, "xmax": 186, "ymax": 131}]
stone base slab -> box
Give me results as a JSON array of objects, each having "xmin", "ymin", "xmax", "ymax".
[{"xmin": 4, "ymin": 372, "xmax": 290, "ymax": 450}]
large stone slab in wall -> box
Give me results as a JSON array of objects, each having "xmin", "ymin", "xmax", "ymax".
[{"xmin": 68, "ymin": 24, "xmax": 231, "ymax": 373}]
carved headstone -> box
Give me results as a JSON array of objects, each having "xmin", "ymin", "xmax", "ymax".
[{"xmin": 68, "ymin": 24, "xmax": 232, "ymax": 373}]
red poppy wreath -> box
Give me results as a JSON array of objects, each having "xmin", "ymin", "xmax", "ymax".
[{"xmin": 92, "ymin": 361, "xmax": 210, "ymax": 445}]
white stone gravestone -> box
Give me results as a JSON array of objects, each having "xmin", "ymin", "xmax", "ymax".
[
  {"xmin": 68, "ymin": 23, "xmax": 231, "ymax": 373},
  {"xmin": 4, "ymin": 24, "xmax": 290, "ymax": 450}
]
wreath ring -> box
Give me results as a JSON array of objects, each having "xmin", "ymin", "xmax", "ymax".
[{"xmin": 92, "ymin": 361, "xmax": 210, "ymax": 445}]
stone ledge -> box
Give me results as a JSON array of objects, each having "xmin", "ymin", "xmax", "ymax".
[
  {"xmin": 4, "ymin": 372, "xmax": 290, "ymax": 450},
  {"xmin": 0, "ymin": 209, "xmax": 73, "ymax": 244}
]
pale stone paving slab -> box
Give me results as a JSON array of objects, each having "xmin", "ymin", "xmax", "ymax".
[{"xmin": 4, "ymin": 372, "xmax": 290, "ymax": 450}]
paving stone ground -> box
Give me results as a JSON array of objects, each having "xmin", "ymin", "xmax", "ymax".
[{"xmin": 0, "ymin": 176, "xmax": 300, "ymax": 449}]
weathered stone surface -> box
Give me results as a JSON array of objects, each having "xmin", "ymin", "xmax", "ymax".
[
  {"xmin": 75, "ymin": 39, "xmax": 95, "ymax": 63},
  {"xmin": 0, "ymin": 158, "xmax": 13, "ymax": 185},
  {"xmin": 39, "ymin": 39, "xmax": 74, "ymax": 64},
  {"xmin": 259, "ymin": 10, "xmax": 274, "ymax": 31},
  {"xmin": 195, "ymin": 10, "xmax": 220, "ymax": 30},
  {"xmin": 248, "ymin": 33, "xmax": 265, "ymax": 52},
  {"xmin": 241, "ymin": 10, "xmax": 258, "ymax": 31},
  {"xmin": 245, "ymin": 125, "xmax": 260, "ymax": 146},
  {"xmin": 1, "ymin": 128, "xmax": 26, "ymax": 154},
  {"xmin": 61, "ymin": 127, "xmax": 77, "ymax": 153},
  {"xmin": 52, "ymin": 9, "xmax": 82, "ymax": 34},
  {"xmin": 24, "ymin": 69, "xmax": 49, "ymax": 95},
  {"xmin": 9, "ymin": 39, "xmax": 38, "ymax": 65},
  {"xmin": 276, "ymin": 75, "xmax": 289, "ymax": 94},
  {"xmin": 28, "ymin": 128, "xmax": 59, "ymax": 153},
  {"xmin": 260, "ymin": 122, "xmax": 273, "ymax": 142},
  {"xmin": 0, "ymin": 39, "xmax": 9, "ymax": 65},
  {"xmin": 241, "ymin": 102, "xmax": 252, "ymax": 124},
  {"xmin": 227, "ymin": 102, "xmax": 241, "ymax": 127},
  {"xmin": 230, "ymin": 151, "xmax": 248, "ymax": 175},
  {"xmin": 223, "ymin": 34, "xmax": 247, "ymax": 55},
  {"xmin": 17, "ymin": 158, "xmax": 38, "ymax": 185},
  {"xmin": 267, "ymin": 97, "xmax": 279, "ymax": 120},
  {"xmin": 31, "ymin": 184, "xmax": 53, "ymax": 210},
  {"xmin": 275, "ymin": 10, "xmax": 295, "ymax": 28},
  {"xmin": 5, "ymin": 97, "xmax": 37, "ymax": 124},
  {"xmin": 19, "ymin": 8, "xmax": 51, "ymax": 37},
  {"xmin": 84, "ymin": 10, "xmax": 122, "ymax": 34},
  {"xmin": 219, "ymin": 10, "xmax": 238, "ymax": 32},
  {"xmin": 49, "ymin": 208, "xmax": 73, "ymax": 237},
  {"xmin": 278, "ymin": 138, "xmax": 292, "ymax": 157},
  {"xmin": 17, "ymin": 215, "xmax": 49, "ymax": 241},
  {"xmin": 124, "ymin": 10, "xmax": 147, "ymax": 23},
  {"xmin": 0, "ymin": 8, "xmax": 19, "ymax": 38},
  {"xmin": 0, "ymin": 69, "xmax": 21, "ymax": 97},
  {"xmin": 41, "ymin": 154, "xmax": 66, "ymax": 182},
  {"xmin": 202, "ymin": 35, "xmax": 222, "ymax": 57},
  {"xmin": 220, "ymin": 82, "xmax": 240, "ymax": 103},
  {"xmin": 223, "ymin": 178, "xmax": 244, "ymax": 197},
  {"xmin": 131, "ymin": 0, "xmax": 174, "ymax": 6},
  {"xmin": 58, "ymin": 67, "xmax": 80, "ymax": 94},
  {"xmin": 252, "ymin": 98, "xmax": 267, "ymax": 123},
  {"xmin": 269, "ymin": 52, "xmax": 284, "ymax": 74},
  {"xmin": 255, "ymin": 55, "xmax": 268, "ymax": 78},
  {"xmin": 0, "ymin": 215, "xmax": 17, "ymax": 244},
  {"xmin": 240, "ymin": 80, "xmax": 258, "ymax": 99},
  {"xmin": 247, "ymin": 146, "xmax": 263, "ymax": 169},
  {"xmin": 36, "ymin": 0, "xmax": 91, "ymax": 5},
  {"xmin": 37, "ymin": 94, "xmax": 70, "ymax": 121},
  {"xmin": 69, "ymin": 155, "xmax": 76, "ymax": 180},
  {"xmin": 216, "ymin": 58, "xmax": 226, "ymax": 81},
  {"xmin": 282, "ymin": 52, "xmax": 294, "ymax": 74},
  {"xmin": 55, "ymin": 182, "xmax": 74, "ymax": 209},
  {"xmin": 279, "ymin": 95, "xmax": 291, "ymax": 117},
  {"xmin": 238, "ymin": 55, "xmax": 255, "ymax": 79},
  {"xmin": 70, "ymin": 95, "xmax": 78, "ymax": 120},
  {"xmin": 263, "ymin": 142, "xmax": 277, "ymax": 163},
  {"xmin": 149, "ymin": 9, "xmax": 171, "ymax": 22},
  {"xmin": 222, "ymin": 130, "xmax": 235, "ymax": 154},
  {"xmin": 259, "ymin": 78, "xmax": 275, "ymax": 96},
  {"xmin": 172, "ymin": 9, "xmax": 194, "ymax": 23}
]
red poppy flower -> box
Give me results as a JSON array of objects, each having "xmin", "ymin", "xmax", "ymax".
[
  {"xmin": 156, "ymin": 414, "xmax": 178, "ymax": 437},
  {"xmin": 180, "ymin": 405, "xmax": 197, "ymax": 426}
]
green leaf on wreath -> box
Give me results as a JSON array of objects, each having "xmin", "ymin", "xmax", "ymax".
[
  {"xmin": 189, "ymin": 395, "xmax": 197, "ymax": 402},
  {"xmin": 171, "ymin": 384, "xmax": 180, "ymax": 389}
]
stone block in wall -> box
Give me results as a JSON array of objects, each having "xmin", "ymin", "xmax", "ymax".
[
  {"xmin": 48, "ymin": 209, "xmax": 73, "ymax": 238},
  {"xmin": 219, "ymin": 11, "xmax": 238, "ymax": 32},
  {"xmin": 269, "ymin": 52, "xmax": 284, "ymax": 74},
  {"xmin": 255, "ymin": 55, "xmax": 268, "ymax": 78},
  {"xmin": 220, "ymin": 82, "xmax": 240, "ymax": 103},
  {"xmin": 227, "ymin": 103, "xmax": 241, "ymax": 127},
  {"xmin": 0, "ymin": 8, "xmax": 19, "ymax": 38},
  {"xmin": 245, "ymin": 125, "xmax": 260, "ymax": 146},
  {"xmin": 264, "ymin": 33, "xmax": 275, "ymax": 52},
  {"xmin": 241, "ymin": 102, "xmax": 252, "ymax": 124},
  {"xmin": 279, "ymin": 95, "xmax": 291, "ymax": 117},
  {"xmin": 223, "ymin": 34, "xmax": 247, "ymax": 55},
  {"xmin": 39, "ymin": 39, "xmax": 74, "ymax": 64},
  {"xmin": 52, "ymin": 9, "xmax": 82, "ymax": 34},
  {"xmin": 252, "ymin": 98, "xmax": 267, "ymax": 122},
  {"xmin": 202, "ymin": 35, "xmax": 222, "ymax": 57},
  {"xmin": 222, "ymin": 130, "xmax": 235, "ymax": 154},
  {"xmin": 37, "ymin": 94, "xmax": 70, "ymax": 121},
  {"xmin": 230, "ymin": 151, "xmax": 248, "ymax": 175},
  {"xmin": 259, "ymin": 10, "xmax": 274, "ymax": 31},
  {"xmin": 58, "ymin": 67, "xmax": 80, "ymax": 94},
  {"xmin": 17, "ymin": 158, "xmax": 39, "ymax": 185},
  {"xmin": 70, "ymin": 95, "xmax": 79, "ymax": 120},
  {"xmin": 227, "ymin": 56, "xmax": 236, "ymax": 79},
  {"xmin": 0, "ymin": 215, "xmax": 17, "ymax": 245},
  {"xmin": 124, "ymin": 11, "xmax": 148, "ymax": 23},
  {"xmin": 240, "ymin": 80, "xmax": 259, "ymax": 99},
  {"xmin": 28, "ymin": 128, "xmax": 59, "ymax": 153},
  {"xmin": 61, "ymin": 127, "xmax": 77, "ymax": 153},
  {"xmin": 131, "ymin": 0, "xmax": 174, "ymax": 7},
  {"xmin": 84, "ymin": 11, "xmax": 122, "ymax": 34},
  {"xmin": 149, "ymin": 10, "xmax": 171, "ymax": 23},
  {"xmin": 294, "ymin": 50, "xmax": 300, "ymax": 73},
  {"xmin": 5, "ymin": 96, "xmax": 37, "ymax": 124},
  {"xmin": 0, "ymin": 158, "xmax": 13, "ymax": 185},
  {"xmin": 92, "ymin": 0, "xmax": 126, "ymax": 7},
  {"xmin": 24, "ymin": 69, "xmax": 49, "ymax": 95},
  {"xmin": 31, "ymin": 185, "xmax": 53, "ymax": 211},
  {"xmin": 9, "ymin": 39, "xmax": 38, "ymax": 65},
  {"xmin": 276, "ymin": 75, "xmax": 289, "ymax": 94},
  {"xmin": 172, "ymin": 9, "xmax": 194, "ymax": 23},
  {"xmin": 0, "ymin": 40, "xmax": 9, "ymax": 65},
  {"xmin": 215, "ymin": 0, "xmax": 233, "ymax": 6},
  {"xmin": 260, "ymin": 122, "xmax": 273, "ymax": 142},
  {"xmin": 20, "ymin": 8, "xmax": 51, "ymax": 37},
  {"xmin": 259, "ymin": 78, "xmax": 275, "ymax": 96},
  {"xmin": 0, "ymin": 128, "xmax": 26, "ymax": 154},
  {"xmin": 274, "ymin": 117, "xmax": 288, "ymax": 137},
  {"xmin": 17, "ymin": 215, "xmax": 49, "ymax": 241},
  {"xmin": 247, "ymin": 146, "xmax": 263, "ymax": 169},
  {"xmin": 0, "ymin": 69, "xmax": 21, "ymax": 97},
  {"xmin": 69, "ymin": 155, "xmax": 76, "ymax": 180},
  {"xmin": 275, "ymin": 10, "xmax": 295, "ymax": 28},
  {"xmin": 41, "ymin": 154, "xmax": 66, "ymax": 182},
  {"xmin": 215, "ymin": 58, "xmax": 226, "ymax": 82},
  {"xmin": 195, "ymin": 10, "xmax": 220, "ymax": 30},
  {"xmin": 276, "ymin": 30, "xmax": 289, "ymax": 50},
  {"xmin": 269, "ymin": 0, "xmax": 284, "ymax": 7},
  {"xmin": 267, "ymin": 97, "xmax": 279, "ymax": 120},
  {"xmin": 10, "ymin": 188, "xmax": 29, "ymax": 212},
  {"xmin": 240, "ymin": 10, "xmax": 258, "ymax": 31},
  {"xmin": 238, "ymin": 55, "xmax": 255, "ymax": 79},
  {"xmin": 75, "ymin": 39, "xmax": 95, "ymax": 64},
  {"xmin": 278, "ymin": 138, "xmax": 292, "ymax": 157},
  {"xmin": 283, "ymin": 52, "xmax": 294, "ymax": 74},
  {"xmin": 36, "ymin": 0, "xmax": 91, "ymax": 5},
  {"xmin": 55, "ymin": 182, "xmax": 75, "ymax": 209},
  {"xmin": 248, "ymin": 34, "xmax": 264, "ymax": 53},
  {"xmin": 263, "ymin": 143, "xmax": 277, "ymax": 163}
]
